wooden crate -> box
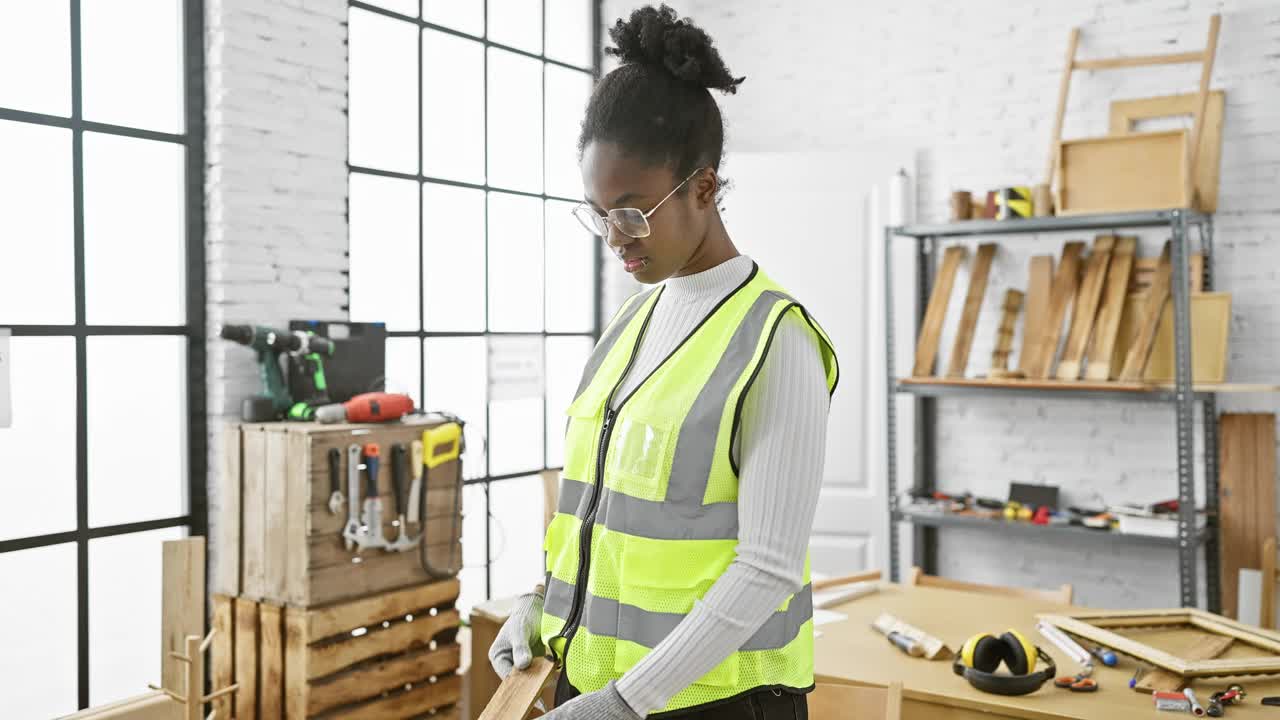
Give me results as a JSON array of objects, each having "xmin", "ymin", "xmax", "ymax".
[
  {"xmin": 215, "ymin": 420, "xmax": 464, "ymax": 607},
  {"xmin": 213, "ymin": 579, "xmax": 463, "ymax": 719},
  {"xmin": 1056, "ymin": 130, "xmax": 1191, "ymax": 215}
]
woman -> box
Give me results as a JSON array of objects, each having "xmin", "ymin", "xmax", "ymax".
[{"xmin": 489, "ymin": 5, "xmax": 838, "ymax": 719}]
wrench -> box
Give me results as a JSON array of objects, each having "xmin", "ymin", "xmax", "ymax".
[
  {"xmin": 360, "ymin": 443, "xmax": 388, "ymax": 549},
  {"xmin": 327, "ymin": 447, "xmax": 344, "ymax": 515},
  {"xmin": 341, "ymin": 444, "xmax": 362, "ymax": 551},
  {"xmin": 386, "ymin": 443, "xmax": 421, "ymax": 552}
]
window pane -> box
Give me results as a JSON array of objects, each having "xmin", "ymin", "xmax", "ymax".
[
  {"xmin": 424, "ymin": 0, "xmax": 483, "ymax": 36},
  {"xmin": 457, "ymin": 482, "xmax": 487, "ymax": 613},
  {"xmin": 385, "ymin": 336, "xmax": 423, "ymax": 406},
  {"xmin": 544, "ymin": 66, "xmax": 591, "ymax": 199},
  {"xmin": 0, "ymin": 543, "xmax": 77, "ymax": 719},
  {"xmin": 81, "ymin": 0, "xmax": 183, "ymax": 132},
  {"xmin": 349, "ymin": 173, "xmax": 420, "ymax": 331},
  {"xmin": 83, "ymin": 132, "xmax": 185, "ymax": 325},
  {"xmin": 88, "ymin": 336, "xmax": 188, "ymax": 527},
  {"xmin": 363, "ymin": 0, "xmax": 417, "ymax": 16},
  {"xmin": 489, "ymin": 335, "xmax": 545, "ymax": 475},
  {"xmin": 349, "ymin": 8, "xmax": 417, "ymax": 174},
  {"xmin": 90, "ymin": 527, "xmax": 186, "ymax": 706},
  {"xmin": 489, "ymin": 474, "xmax": 547, "ymax": 599},
  {"xmin": 0, "ymin": 0, "xmax": 70, "ymax": 115},
  {"xmin": 488, "ymin": 192, "xmax": 544, "ymax": 332},
  {"xmin": 0, "ymin": 121, "xmax": 74, "ymax": 324},
  {"xmin": 0, "ymin": 338, "xmax": 76, "ymax": 541},
  {"xmin": 424, "ymin": 337, "xmax": 487, "ymax": 479},
  {"xmin": 544, "ymin": 199, "xmax": 595, "ymax": 332},
  {"xmin": 487, "ymin": 48, "xmax": 542, "ymax": 193},
  {"xmin": 545, "ymin": 336, "xmax": 592, "ymax": 467},
  {"xmin": 487, "ymin": 0, "xmax": 542, "ymax": 54},
  {"xmin": 423, "ymin": 183, "xmax": 485, "ymax": 331},
  {"xmin": 422, "ymin": 31, "xmax": 485, "ymax": 183},
  {"xmin": 545, "ymin": 0, "xmax": 592, "ymax": 69}
]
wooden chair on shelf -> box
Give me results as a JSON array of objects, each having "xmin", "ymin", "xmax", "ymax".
[
  {"xmin": 808, "ymin": 681, "xmax": 903, "ymax": 720},
  {"xmin": 907, "ymin": 566, "xmax": 1073, "ymax": 605}
]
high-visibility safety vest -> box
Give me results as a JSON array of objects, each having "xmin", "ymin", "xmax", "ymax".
[{"xmin": 541, "ymin": 262, "xmax": 839, "ymax": 714}]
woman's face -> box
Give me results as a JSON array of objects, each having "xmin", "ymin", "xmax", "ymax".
[{"xmin": 580, "ymin": 140, "xmax": 710, "ymax": 284}]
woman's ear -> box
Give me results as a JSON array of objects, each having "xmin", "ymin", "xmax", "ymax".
[{"xmin": 693, "ymin": 169, "xmax": 719, "ymax": 209}]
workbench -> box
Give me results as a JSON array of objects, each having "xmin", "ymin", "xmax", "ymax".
[{"xmin": 815, "ymin": 583, "xmax": 1280, "ymax": 719}]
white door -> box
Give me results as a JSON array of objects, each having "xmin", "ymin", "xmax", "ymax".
[{"xmin": 721, "ymin": 150, "xmax": 916, "ymax": 579}]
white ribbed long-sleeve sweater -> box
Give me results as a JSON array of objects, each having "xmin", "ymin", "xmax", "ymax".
[{"xmin": 604, "ymin": 255, "xmax": 831, "ymax": 716}]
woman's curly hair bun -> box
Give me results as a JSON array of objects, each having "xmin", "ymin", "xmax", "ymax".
[{"xmin": 606, "ymin": 4, "xmax": 744, "ymax": 94}]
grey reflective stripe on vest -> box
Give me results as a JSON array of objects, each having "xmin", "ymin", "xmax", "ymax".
[
  {"xmin": 572, "ymin": 287, "xmax": 662, "ymax": 402},
  {"xmin": 664, "ymin": 290, "xmax": 794, "ymax": 508},
  {"xmin": 557, "ymin": 478, "xmax": 738, "ymax": 540},
  {"xmin": 545, "ymin": 577, "xmax": 812, "ymax": 652}
]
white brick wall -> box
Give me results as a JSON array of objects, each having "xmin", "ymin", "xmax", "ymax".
[
  {"xmin": 612, "ymin": 0, "xmax": 1280, "ymax": 607},
  {"xmin": 204, "ymin": 0, "xmax": 348, "ymax": 582}
]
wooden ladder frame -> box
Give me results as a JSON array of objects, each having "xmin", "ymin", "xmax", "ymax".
[{"xmin": 1045, "ymin": 14, "xmax": 1221, "ymax": 211}]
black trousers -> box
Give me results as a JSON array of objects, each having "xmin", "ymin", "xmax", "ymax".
[{"xmin": 554, "ymin": 673, "xmax": 809, "ymax": 719}]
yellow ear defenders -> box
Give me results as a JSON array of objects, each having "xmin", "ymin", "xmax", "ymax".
[{"xmin": 952, "ymin": 630, "xmax": 1056, "ymax": 696}]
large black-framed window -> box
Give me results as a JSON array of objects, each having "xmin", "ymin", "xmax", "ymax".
[
  {"xmin": 347, "ymin": 0, "xmax": 601, "ymax": 612},
  {"xmin": 0, "ymin": 0, "xmax": 206, "ymax": 715}
]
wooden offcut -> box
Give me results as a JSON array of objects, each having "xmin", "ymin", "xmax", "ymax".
[
  {"xmin": 946, "ymin": 243, "xmax": 997, "ymax": 378},
  {"xmin": 215, "ymin": 421, "xmax": 243, "ymax": 595},
  {"xmin": 213, "ymin": 579, "xmax": 462, "ymax": 719},
  {"xmin": 1110, "ymin": 91, "xmax": 1225, "ymax": 212},
  {"xmin": 478, "ymin": 657, "xmax": 556, "ymax": 720},
  {"xmin": 912, "ymin": 245, "xmax": 966, "ymax": 377},
  {"xmin": 1263, "ymin": 537, "xmax": 1277, "ymax": 630},
  {"xmin": 988, "ymin": 289, "xmax": 1024, "ymax": 378},
  {"xmin": 1039, "ymin": 608, "xmax": 1280, "ymax": 678},
  {"xmin": 1016, "ymin": 256, "xmax": 1053, "ymax": 376},
  {"xmin": 1134, "ymin": 634, "xmax": 1233, "ymax": 693},
  {"xmin": 1220, "ymin": 414, "xmax": 1278, "ymax": 620},
  {"xmin": 1084, "ymin": 236, "xmax": 1136, "ymax": 380},
  {"xmin": 1056, "ymin": 236, "xmax": 1114, "ymax": 379},
  {"xmin": 1031, "ymin": 242, "xmax": 1085, "ymax": 378},
  {"xmin": 1143, "ymin": 292, "xmax": 1231, "ymax": 383},
  {"xmin": 162, "ymin": 538, "xmax": 205, "ymax": 695},
  {"xmin": 1119, "ymin": 243, "xmax": 1172, "ymax": 381},
  {"xmin": 1131, "ymin": 253, "xmax": 1203, "ymax": 294}
]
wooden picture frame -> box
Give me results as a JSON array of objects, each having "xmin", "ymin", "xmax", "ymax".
[{"xmin": 1038, "ymin": 608, "xmax": 1280, "ymax": 677}]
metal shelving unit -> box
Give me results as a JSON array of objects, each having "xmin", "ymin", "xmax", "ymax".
[{"xmin": 884, "ymin": 208, "xmax": 1220, "ymax": 611}]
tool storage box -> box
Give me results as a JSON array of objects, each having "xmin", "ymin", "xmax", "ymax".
[
  {"xmin": 214, "ymin": 421, "xmax": 463, "ymax": 608},
  {"xmin": 212, "ymin": 579, "xmax": 462, "ymax": 719}
]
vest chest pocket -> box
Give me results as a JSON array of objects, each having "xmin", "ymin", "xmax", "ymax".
[{"xmin": 604, "ymin": 413, "xmax": 675, "ymax": 502}]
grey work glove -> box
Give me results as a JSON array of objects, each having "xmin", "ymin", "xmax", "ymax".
[
  {"xmin": 488, "ymin": 589, "xmax": 546, "ymax": 679},
  {"xmin": 544, "ymin": 681, "xmax": 643, "ymax": 720}
]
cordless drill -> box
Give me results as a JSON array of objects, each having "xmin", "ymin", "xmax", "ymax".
[
  {"xmin": 285, "ymin": 331, "xmax": 336, "ymax": 421},
  {"xmin": 219, "ymin": 324, "xmax": 334, "ymax": 422}
]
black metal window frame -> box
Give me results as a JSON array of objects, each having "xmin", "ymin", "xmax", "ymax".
[
  {"xmin": 346, "ymin": 0, "xmax": 603, "ymax": 602},
  {"xmin": 0, "ymin": 0, "xmax": 207, "ymax": 710}
]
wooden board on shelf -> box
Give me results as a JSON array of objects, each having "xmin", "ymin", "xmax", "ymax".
[
  {"xmin": 1119, "ymin": 242, "xmax": 1172, "ymax": 381},
  {"xmin": 1056, "ymin": 235, "xmax": 1114, "ymax": 379},
  {"xmin": 988, "ymin": 289, "xmax": 1024, "ymax": 377},
  {"xmin": 1110, "ymin": 91, "xmax": 1225, "ymax": 212},
  {"xmin": 897, "ymin": 376, "xmax": 1280, "ymax": 395},
  {"xmin": 1085, "ymin": 236, "xmax": 1137, "ymax": 380},
  {"xmin": 1144, "ymin": 292, "xmax": 1230, "ymax": 383},
  {"xmin": 946, "ymin": 243, "xmax": 997, "ymax": 378},
  {"xmin": 913, "ymin": 245, "xmax": 967, "ymax": 377},
  {"xmin": 1016, "ymin": 256, "xmax": 1053, "ymax": 376},
  {"xmin": 1132, "ymin": 253, "xmax": 1203, "ymax": 294},
  {"xmin": 1220, "ymin": 414, "xmax": 1277, "ymax": 619},
  {"xmin": 1031, "ymin": 242, "xmax": 1085, "ymax": 378},
  {"xmin": 1056, "ymin": 131, "xmax": 1192, "ymax": 215}
]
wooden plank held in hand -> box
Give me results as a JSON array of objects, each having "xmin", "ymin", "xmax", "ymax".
[
  {"xmin": 1119, "ymin": 242, "xmax": 1172, "ymax": 381},
  {"xmin": 1031, "ymin": 242, "xmax": 1085, "ymax": 378},
  {"xmin": 1016, "ymin": 256, "xmax": 1054, "ymax": 376},
  {"xmin": 946, "ymin": 243, "xmax": 998, "ymax": 378},
  {"xmin": 479, "ymin": 656, "xmax": 556, "ymax": 720},
  {"xmin": 1220, "ymin": 414, "xmax": 1278, "ymax": 619},
  {"xmin": 989, "ymin": 290, "xmax": 1024, "ymax": 378},
  {"xmin": 912, "ymin": 245, "xmax": 967, "ymax": 377},
  {"xmin": 1134, "ymin": 633, "xmax": 1234, "ymax": 693},
  {"xmin": 1084, "ymin": 236, "xmax": 1136, "ymax": 380},
  {"xmin": 1056, "ymin": 236, "xmax": 1114, "ymax": 379}
]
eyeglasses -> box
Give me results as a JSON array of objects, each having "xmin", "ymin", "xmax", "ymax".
[{"xmin": 571, "ymin": 167, "xmax": 706, "ymax": 239}]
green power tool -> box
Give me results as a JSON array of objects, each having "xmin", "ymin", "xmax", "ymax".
[{"xmin": 219, "ymin": 325, "xmax": 334, "ymax": 422}]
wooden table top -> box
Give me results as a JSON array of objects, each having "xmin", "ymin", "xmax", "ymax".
[{"xmin": 815, "ymin": 583, "xmax": 1280, "ymax": 719}]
